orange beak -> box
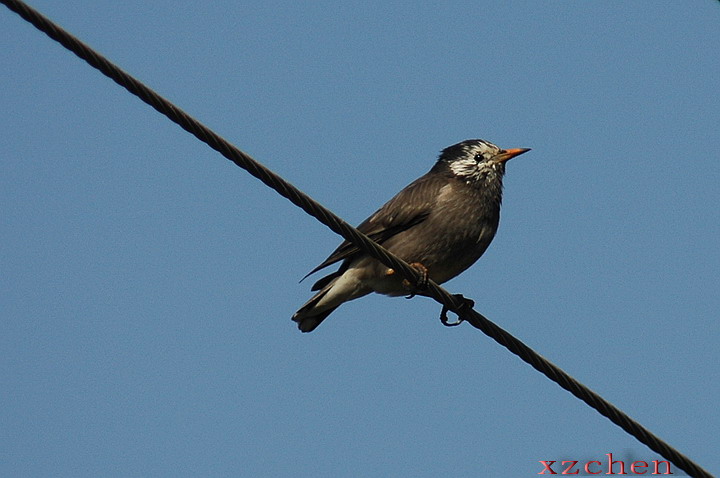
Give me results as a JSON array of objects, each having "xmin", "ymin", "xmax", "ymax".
[{"xmin": 493, "ymin": 147, "xmax": 531, "ymax": 164}]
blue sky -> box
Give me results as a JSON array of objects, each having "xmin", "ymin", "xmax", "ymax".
[{"xmin": 2, "ymin": 1, "xmax": 719, "ymax": 476}]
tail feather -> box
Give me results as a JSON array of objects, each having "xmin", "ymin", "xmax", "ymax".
[
  {"xmin": 292, "ymin": 267, "xmax": 369, "ymax": 332},
  {"xmin": 292, "ymin": 278, "xmax": 338, "ymax": 333},
  {"xmin": 293, "ymin": 306, "xmax": 339, "ymax": 333}
]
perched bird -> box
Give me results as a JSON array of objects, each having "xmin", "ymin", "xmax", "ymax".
[{"xmin": 292, "ymin": 139, "xmax": 530, "ymax": 332}]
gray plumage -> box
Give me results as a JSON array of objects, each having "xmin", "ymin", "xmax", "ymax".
[{"xmin": 292, "ymin": 139, "xmax": 530, "ymax": 332}]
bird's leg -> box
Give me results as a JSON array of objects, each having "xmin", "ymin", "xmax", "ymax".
[
  {"xmin": 440, "ymin": 294, "xmax": 475, "ymax": 327},
  {"xmin": 402, "ymin": 262, "xmax": 429, "ymax": 299}
]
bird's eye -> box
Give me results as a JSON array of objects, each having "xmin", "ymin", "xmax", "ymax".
[{"xmin": 474, "ymin": 153, "xmax": 484, "ymax": 162}]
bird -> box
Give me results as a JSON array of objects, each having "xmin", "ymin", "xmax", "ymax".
[{"xmin": 292, "ymin": 139, "xmax": 530, "ymax": 332}]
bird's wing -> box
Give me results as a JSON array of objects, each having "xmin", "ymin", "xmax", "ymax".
[{"xmin": 302, "ymin": 171, "xmax": 443, "ymax": 281}]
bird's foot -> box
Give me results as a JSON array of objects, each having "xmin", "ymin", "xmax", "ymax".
[
  {"xmin": 440, "ymin": 294, "xmax": 475, "ymax": 327},
  {"xmin": 402, "ymin": 262, "xmax": 429, "ymax": 299}
]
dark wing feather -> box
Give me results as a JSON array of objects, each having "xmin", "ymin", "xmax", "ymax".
[{"xmin": 301, "ymin": 171, "xmax": 445, "ymax": 280}]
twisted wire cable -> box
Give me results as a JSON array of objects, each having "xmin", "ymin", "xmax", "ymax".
[{"xmin": 1, "ymin": 1, "xmax": 713, "ymax": 476}]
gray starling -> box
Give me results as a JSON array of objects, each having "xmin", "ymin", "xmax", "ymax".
[{"xmin": 293, "ymin": 139, "xmax": 530, "ymax": 332}]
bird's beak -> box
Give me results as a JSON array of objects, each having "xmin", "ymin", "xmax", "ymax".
[{"xmin": 493, "ymin": 148, "xmax": 531, "ymax": 164}]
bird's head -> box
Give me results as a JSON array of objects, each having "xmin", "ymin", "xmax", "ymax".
[{"xmin": 435, "ymin": 139, "xmax": 530, "ymax": 185}]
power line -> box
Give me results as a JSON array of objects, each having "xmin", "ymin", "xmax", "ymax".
[{"xmin": 1, "ymin": 1, "xmax": 714, "ymax": 477}]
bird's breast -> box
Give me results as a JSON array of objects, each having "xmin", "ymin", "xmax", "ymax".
[{"xmin": 380, "ymin": 181, "xmax": 502, "ymax": 285}]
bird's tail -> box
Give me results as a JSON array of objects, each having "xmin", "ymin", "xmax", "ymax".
[
  {"xmin": 293, "ymin": 267, "xmax": 372, "ymax": 332},
  {"xmin": 292, "ymin": 278, "xmax": 340, "ymax": 333}
]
